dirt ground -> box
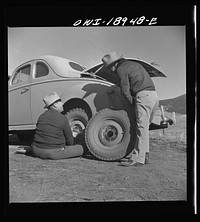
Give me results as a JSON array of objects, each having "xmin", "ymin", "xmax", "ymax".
[
  {"xmin": 8, "ymin": 115, "xmax": 188, "ymax": 213},
  {"xmin": 9, "ymin": 138, "xmax": 187, "ymax": 202}
]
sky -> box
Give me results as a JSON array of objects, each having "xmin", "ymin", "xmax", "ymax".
[{"xmin": 8, "ymin": 26, "xmax": 186, "ymax": 100}]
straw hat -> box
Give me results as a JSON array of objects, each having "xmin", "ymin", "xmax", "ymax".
[{"xmin": 43, "ymin": 92, "xmax": 61, "ymax": 109}]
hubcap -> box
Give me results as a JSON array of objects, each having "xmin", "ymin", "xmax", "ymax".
[
  {"xmin": 98, "ymin": 120, "xmax": 124, "ymax": 147},
  {"xmin": 101, "ymin": 125, "xmax": 118, "ymax": 142},
  {"xmin": 70, "ymin": 119, "xmax": 85, "ymax": 137}
]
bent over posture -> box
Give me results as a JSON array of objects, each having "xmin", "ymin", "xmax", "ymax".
[
  {"xmin": 31, "ymin": 92, "xmax": 84, "ymax": 159},
  {"xmin": 102, "ymin": 52, "xmax": 159, "ymax": 166}
]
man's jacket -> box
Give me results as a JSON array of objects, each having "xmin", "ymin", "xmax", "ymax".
[
  {"xmin": 116, "ymin": 58, "xmax": 155, "ymax": 104},
  {"xmin": 32, "ymin": 109, "xmax": 74, "ymax": 149}
]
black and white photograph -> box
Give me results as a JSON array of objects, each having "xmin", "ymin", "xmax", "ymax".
[{"xmin": 4, "ymin": 5, "xmax": 196, "ymax": 215}]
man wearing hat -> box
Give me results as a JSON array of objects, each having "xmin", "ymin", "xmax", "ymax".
[
  {"xmin": 102, "ymin": 52, "xmax": 159, "ymax": 166},
  {"xmin": 31, "ymin": 92, "xmax": 84, "ymax": 159}
]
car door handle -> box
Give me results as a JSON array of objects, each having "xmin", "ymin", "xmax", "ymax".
[{"xmin": 21, "ymin": 88, "xmax": 29, "ymax": 94}]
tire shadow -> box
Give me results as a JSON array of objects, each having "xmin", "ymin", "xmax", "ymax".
[{"xmin": 9, "ymin": 133, "xmax": 34, "ymax": 146}]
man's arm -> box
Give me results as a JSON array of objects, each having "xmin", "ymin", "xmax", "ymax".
[
  {"xmin": 117, "ymin": 71, "xmax": 133, "ymax": 104},
  {"xmin": 63, "ymin": 117, "xmax": 74, "ymax": 145}
]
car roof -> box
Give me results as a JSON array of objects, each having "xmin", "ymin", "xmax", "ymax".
[{"xmin": 36, "ymin": 55, "xmax": 86, "ymax": 78}]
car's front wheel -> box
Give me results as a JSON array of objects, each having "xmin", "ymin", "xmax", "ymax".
[
  {"xmin": 85, "ymin": 108, "xmax": 131, "ymax": 161},
  {"xmin": 65, "ymin": 108, "xmax": 89, "ymax": 143}
]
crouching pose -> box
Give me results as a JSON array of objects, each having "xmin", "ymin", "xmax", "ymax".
[{"xmin": 31, "ymin": 92, "xmax": 84, "ymax": 159}]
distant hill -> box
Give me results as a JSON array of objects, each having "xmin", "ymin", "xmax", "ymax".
[{"xmin": 159, "ymin": 94, "xmax": 186, "ymax": 114}]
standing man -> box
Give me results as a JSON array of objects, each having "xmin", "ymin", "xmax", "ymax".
[
  {"xmin": 31, "ymin": 92, "xmax": 84, "ymax": 159},
  {"xmin": 101, "ymin": 52, "xmax": 159, "ymax": 166}
]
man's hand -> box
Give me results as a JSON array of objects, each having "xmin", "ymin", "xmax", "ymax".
[{"xmin": 74, "ymin": 130, "xmax": 85, "ymax": 144}]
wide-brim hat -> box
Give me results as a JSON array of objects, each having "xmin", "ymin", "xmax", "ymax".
[
  {"xmin": 101, "ymin": 52, "xmax": 123, "ymax": 68},
  {"xmin": 43, "ymin": 92, "xmax": 61, "ymax": 109}
]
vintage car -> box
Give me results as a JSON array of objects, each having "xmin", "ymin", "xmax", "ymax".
[{"xmin": 8, "ymin": 55, "xmax": 174, "ymax": 161}]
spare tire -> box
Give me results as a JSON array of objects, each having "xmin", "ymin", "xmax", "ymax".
[{"xmin": 85, "ymin": 108, "xmax": 131, "ymax": 161}]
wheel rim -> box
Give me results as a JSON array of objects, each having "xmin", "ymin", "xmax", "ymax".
[
  {"xmin": 95, "ymin": 119, "xmax": 124, "ymax": 148},
  {"xmin": 69, "ymin": 118, "xmax": 86, "ymax": 137}
]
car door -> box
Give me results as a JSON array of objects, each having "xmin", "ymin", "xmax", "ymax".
[
  {"xmin": 9, "ymin": 62, "xmax": 32, "ymax": 127},
  {"xmin": 30, "ymin": 60, "xmax": 69, "ymax": 124}
]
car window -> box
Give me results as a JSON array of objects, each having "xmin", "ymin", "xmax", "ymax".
[
  {"xmin": 12, "ymin": 65, "xmax": 31, "ymax": 85},
  {"xmin": 35, "ymin": 62, "xmax": 49, "ymax": 78},
  {"xmin": 69, "ymin": 62, "xmax": 85, "ymax": 71}
]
